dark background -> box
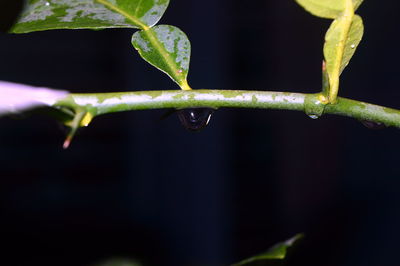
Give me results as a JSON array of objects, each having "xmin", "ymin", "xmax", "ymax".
[{"xmin": 1, "ymin": 1, "xmax": 400, "ymax": 266}]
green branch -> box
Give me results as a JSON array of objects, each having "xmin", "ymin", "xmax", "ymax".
[{"xmin": 54, "ymin": 90, "xmax": 400, "ymax": 128}]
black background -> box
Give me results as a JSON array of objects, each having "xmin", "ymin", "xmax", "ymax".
[{"xmin": 1, "ymin": 1, "xmax": 400, "ymax": 266}]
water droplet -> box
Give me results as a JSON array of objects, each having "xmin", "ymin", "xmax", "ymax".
[
  {"xmin": 360, "ymin": 120, "xmax": 386, "ymax": 130},
  {"xmin": 176, "ymin": 108, "xmax": 214, "ymax": 131},
  {"xmin": 304, "ymin": 95, "xmax": 326, "ymax": 120},
  {"xmin": 45, "ymin": 2, "xmax": 50, "ymax": 6},
  {"xmin": 308, "ymin": 114, "xmax": 319, "ymax": 119},
  {"xmin": 350, "ymin": 44, "xmax": 355, "ymax": 49}
]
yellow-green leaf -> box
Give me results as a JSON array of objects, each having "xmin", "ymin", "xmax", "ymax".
[
  {"xmin": 323, "ymin": 14, "xmax": 363, "ymax": 101},
  {"xmin": 295, "ymin": 0, "xmax": 363, "ymax": 19},
  {"xmin": 339, "ymin": 15, "xmax": 364, "ymax": 74},
  {"xmin": 232, "ymin": 234, "xmax": 303, "ymax": 266}
]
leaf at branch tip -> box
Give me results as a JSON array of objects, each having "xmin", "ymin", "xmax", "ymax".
[
  {"xmin": 231, "ymin": 234, "xmax": 304, "ymax": 266},
  {"xmin": 324, "ymin": 15, "xmax": 364, "ymax": 78},
  {"xmin": 295, "ymin": 0, "xmax": 363, "ymax": 19},
  {"xmin": 132, "ymin": 25, "xmax": 191, "ymax": 90},
  {"xmin": 11, "ymin": 0, "xmax": 169, "ymax": 33}
]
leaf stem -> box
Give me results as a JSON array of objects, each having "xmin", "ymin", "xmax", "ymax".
[{"xmin": 54, "ymin": 90, "xmax": 400, "ymax": 128}]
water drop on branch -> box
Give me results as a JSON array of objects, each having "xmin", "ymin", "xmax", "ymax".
[{"xmin": 176, "ymin": 108, "xmax": 214, "ymax": 131}]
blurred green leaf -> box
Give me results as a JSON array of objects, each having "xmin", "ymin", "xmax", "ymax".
[
  {"xmin": 11, "ymin": 0, "xmax": 169, "ymax": 33},
  {"xmin": 232, "ymin": 234, "xmax": 303, "ymax": 266},
  {"xmin": 132, "ymin": 25, "xmax": 191, "ymax": 89},
  {"xmin": 295, "ymin": 0, "xmax": 363, "ymax": 19},
  {"xmin": 96, "ymin": 258, "xmax": 142, "ymax": 266}
]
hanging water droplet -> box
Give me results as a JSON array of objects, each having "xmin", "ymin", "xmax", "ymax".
[
  {"xmin": 360, "ymin": 120, "xmax": 386, "ymax": 130},
  {"xmin": 350, "ymin": 44, "xmax": 356, "ymax": 49},
  {"xmin": 176, "ymin": 108, "xmax": 214, "ymax": 131},
  {"xmin": 45, "ymin": 1, "xmax": 50, "ymax": 6},
  {"xmin": 308, "ymin": 114, "xmax": 319, "ymax": 119},
  {"xmin": 304, "ymin": 94, "xmax": 326, "ymax": 120}
]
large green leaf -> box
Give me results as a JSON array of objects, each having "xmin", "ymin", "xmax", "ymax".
[
  {"xmin": 232, "ymin": 234, "xmax": 303, "ymax": 266},
  {"xmin": 11, "ymin": 0, "xmax": 169, "ymax": 33},
  {"xmin": 295, "ymin": 0, "xmax": 363, "ymax": 19},
  {"xmin": 132, "ymin": 25, "xmax": 191, "ymax": 90}
]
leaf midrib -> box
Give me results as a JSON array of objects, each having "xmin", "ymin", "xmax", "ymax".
[
  {"xmin": 142, "ymin": 27, "xmax": 190, "ymax": 90},
  {"xmin": 95, "ymin": 0, "xmax": 149, "ymax": 30}
]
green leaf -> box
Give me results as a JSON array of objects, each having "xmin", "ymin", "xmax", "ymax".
[
  {"xmin": 232, "ymin": 234, "xmax": 303, "ymax": 266},
  {"xmin": 353, "ymin": 0, "xmax": 364, "ymax": 10},
  {"xmin": 323, "ymin": 15, "xmax": 363, "ymax": 99},
  {"xmin": 132, "ymin": 25, "xmax": 191, "ymax": 90},
  {"xmin": 339, "ymin": 15, "xmax": 363, "ymax": 74},
  {"xmin": 96, "ymin": 258, "xmax": 142, "ymax": 266},
  {"xmin": 11, "ymin": 0, "xmax": 169, "ymax": 33},
  {"xmin": 295, "ymin": 0, "xmax": 363, "ymax": 19}
]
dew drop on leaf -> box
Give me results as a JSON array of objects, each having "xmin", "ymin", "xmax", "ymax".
[
  {"xmin": 176, "ymin": 108, "xmax": 214, "ymax": 131},
  {"xmin": 361, "ymin": 120, "xmax": 386, "ymax": 130}
]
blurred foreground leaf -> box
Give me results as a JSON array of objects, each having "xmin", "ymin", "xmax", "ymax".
[
  {"xmin": 0, "ymin": 81, "xmax": 68, "ymax": 116},
  {"xmin": 232, "ymin": 234, "xmax": 303, "ymax": 266},
  {"xmin": 96, "ymin": 258, "xmax": 142, "ymax": 266}
]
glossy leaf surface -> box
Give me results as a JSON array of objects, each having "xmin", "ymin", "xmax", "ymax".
[
  {"xmin": 295, "ymin": 0, "xmax": 363, "ymax": 19},
  {"xmin": 232, "ymin": 234, "xmax": 303, "ymax": 266},
  {"xmin": 11, "ymin": 0, "xmax": 169, "ymax": 33},
  {"xmin": 323, "ymin": 15, "xmax": 363, "ymax": 97},
  {"xmin": 338, "ymin": 15, "xmax": 363, "ymax": 75},
  {"xmin": 132, "ymin": 25, "xmax": 191, "ymax": 89}
]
